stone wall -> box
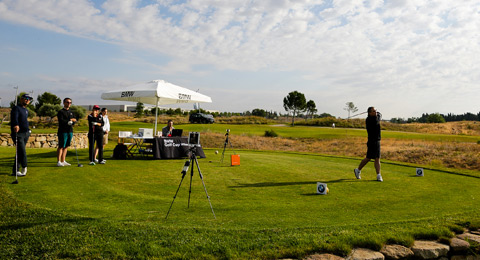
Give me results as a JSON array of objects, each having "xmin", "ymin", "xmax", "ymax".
[
  {"xmin": 0, "ymin": 133, "xmax": 88, "ymax": 149},
  {"xmin": 296, "ymin": 229, "xmax": 480, "ymax": 260}
]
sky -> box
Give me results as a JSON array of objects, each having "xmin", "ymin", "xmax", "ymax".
[{"xmin": 1, "ymin": 0, "xmax": 479, "ymax": 119}]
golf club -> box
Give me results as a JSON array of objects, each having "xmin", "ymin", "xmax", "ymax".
[
  {"xmin": 73, "ymin": 135, "xmax": 83, "ymax": 167},
  {"xmin": 348, "ymin": 111, "xmax": 368, "ymax": 119},
  {"xmin": 12, "ymin": 135, "xmax": 18, "ymax": 184}
]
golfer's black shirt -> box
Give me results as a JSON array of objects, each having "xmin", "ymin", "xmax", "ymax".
[
  {"xmin": 366, "ymin": 115, "xmax": 381, "ymax": 142},
  {"xmin": 57, "ymin": 108, "xmax": 75, "ymax": 133},
  {"xmin": 88, "ymin": 114, "xmax": 104, "ymax": 134}
]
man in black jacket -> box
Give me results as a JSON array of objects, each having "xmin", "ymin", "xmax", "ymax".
[
  {"xmin": 354, "ymin": 107, "xmax": 383, "ymax": 182},
  {"xmin": 57, "ymin": 97, "xmax": 77, "ymax": 166},
  {"xmin": 88, "ymin": 105, "xmax": 104, "ymax": 165},
  {"xmin": 11, "ymin": 94, "xmax": 33, "ymax": 177}
]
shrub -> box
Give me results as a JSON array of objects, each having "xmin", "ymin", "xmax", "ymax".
[{"xmin": 264, "ymin": 129, "xmax": 278, "ymax": 137}]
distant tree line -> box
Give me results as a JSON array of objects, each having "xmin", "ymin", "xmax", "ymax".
[{"xmin": 390, "ymin": 112, "xmax": 480, "ymax": 124}]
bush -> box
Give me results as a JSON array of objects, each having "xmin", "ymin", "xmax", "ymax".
[{"xmin": 264, "ymin": 129, "xmax": 278, "ymax": 137}]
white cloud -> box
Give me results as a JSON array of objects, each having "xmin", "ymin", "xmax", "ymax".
[{"xmin": 0, "ymin": 0, "xmax": 480, "ymax": 117}]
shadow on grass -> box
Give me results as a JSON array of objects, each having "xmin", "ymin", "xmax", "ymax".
[
  {"xmin": 283, "ymin": 151, "xmax": 480, "ymax": 180},
  {"xmin": 228, "ymin": 178, "xmax": 358, "ymax": 189}
]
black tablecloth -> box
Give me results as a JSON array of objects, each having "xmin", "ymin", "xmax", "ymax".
[{"xmin": 153, "ymin": 137, "xmax": 206, "ymax": 159}]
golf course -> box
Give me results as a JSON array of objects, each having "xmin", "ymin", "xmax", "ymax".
[{"xmin": 1, "ymin": 120, "xmax": 480, "ymax": 259}]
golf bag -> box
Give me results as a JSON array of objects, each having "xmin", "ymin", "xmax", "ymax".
[{"xmin": 113, "ymin": 144, "xmax": 128, "ymax": 159}]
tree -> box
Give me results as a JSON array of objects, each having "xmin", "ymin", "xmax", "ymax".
[
  {"xmin": 37, "ymin": 103, "xmax": 62, "ymax": 122},
  {"xmin": 283, "ymin": 91, "xmax": 307, "ymax": 126},
  {"xmin": 319, "ymin": 112, "xmax": 334, "ymax": 118},
  {"xmin": 135, "ymin": 102, "xmax": 145, "ymax": 117},
  {"xmin": 251, "ymin": 108, "xmax": 267, "ymax": 117},
  {"xmin": 344, "ymin": 102, "xmax": 358, "ymax": 118},
  {"xmin": 427, "ymin": 113, "xmax": 446, "ymax": 123},
  {"xmin": 305, "ymin": 100, "xmax": 317, "ymax": 119},
  {"xmin": 35, "ymin": 92, "xmax": 61, "ymax": 112},
  {"xmin": 70, "ymin": 105, "xmax": 87, "ymax": 120}
]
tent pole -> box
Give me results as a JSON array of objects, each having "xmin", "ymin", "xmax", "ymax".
[{"xmin": 155, "ymin": 97, "xmax": 159, "ymax": 135}]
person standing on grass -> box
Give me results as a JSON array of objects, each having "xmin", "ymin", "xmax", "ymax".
[
  {"xmin": 354, "ymin": 107, "xmax": 383, "ymax": 182},
  {"xmin": 11, "ymin": 93, "xmax": 33, "ymax": 177},
  {"xmin": 88, "ymin": 105, "xmax": 105, "ymax": 165},
  {"xmin": 57, "ymin": 97, "xmax": 77, "ymax": 167},
  {"xmin": 94, "ymin": 108, "xmax": 110, "ymax": 162}
]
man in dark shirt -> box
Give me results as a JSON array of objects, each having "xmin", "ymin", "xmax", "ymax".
[
  {"xmin": 11, "ymin": 94, "xmax": 33, "ymax": 177},
  {"xmin": 57, "ymin": 97, "xmax": 77, "ymax": 166},
  {"xmin": 162, "ymin": 120, "xmax": 174, "ymax": 137},
  {"xmin": 354, "ymin": 107, "xmax": 383, "ymax": 182}
]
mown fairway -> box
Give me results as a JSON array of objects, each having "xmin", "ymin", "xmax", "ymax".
[
  {"xmin": 1, "ymin": 141, "xmax": 480, "ymax": 259},
  {"xmin": 3, "ymin": 148, "xmax": 480, "ymax": 228}
]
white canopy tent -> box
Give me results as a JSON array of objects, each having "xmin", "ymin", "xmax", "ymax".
[{"xmin": 101, "ymin": 80, "xmax": 212, "ymax": 134}]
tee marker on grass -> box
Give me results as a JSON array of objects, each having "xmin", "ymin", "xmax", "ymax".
[
  {"xmin": 316, "ymin": 182, "xmax": 329, "ymax": 195},
  {"xmin": 416, "ymin": 168, "xmax": 424, "ymax": 177}
]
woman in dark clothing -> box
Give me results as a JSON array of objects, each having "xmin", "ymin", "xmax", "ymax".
[{"xmin": 87, "ymin": 105, "xmax": 104, "ymax": 165}]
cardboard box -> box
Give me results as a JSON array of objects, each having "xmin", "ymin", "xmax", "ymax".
[{"xmin": 138, "ymin": 128, "xmax": 153, "ymax": 138}]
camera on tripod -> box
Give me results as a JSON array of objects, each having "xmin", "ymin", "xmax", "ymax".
[
  {"xmin": 188, "ymin": 132, "xmax": 200, "ymax": 146},
  {"xmin": 166, "ymin": 131, "xmax": 215, "ymax": 219},
  {"xmin": 225, "ymin": 129, "xmax": 230, "ymax": 136}
]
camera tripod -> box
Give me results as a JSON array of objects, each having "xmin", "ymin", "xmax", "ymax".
[
  {"xmin": 220, "ymin": 130, "xmax": 235, "ymax": 163},
  {"xmin": 165, "ymin": 147, "xmax": 216, "ymax": 219}
]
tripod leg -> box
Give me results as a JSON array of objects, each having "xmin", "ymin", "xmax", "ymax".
[
  {"xmin": 187, "ymin": 157, "xmax": 194, "ymax": 208},
  {"xmin": 221, "ymin": 136, "xmax": 228, "ymax": 163},
  {"xmin": 165, "ymin": 170, "xmax": 187, "ymax": 219},
  {"xmin": 193, "ymin": 155, "xmax": 216, "ymax": 219}
]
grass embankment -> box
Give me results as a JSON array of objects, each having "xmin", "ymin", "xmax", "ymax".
[{"xmin": 1, "ymin": 146, "xmax": 480, "ymax": 259}]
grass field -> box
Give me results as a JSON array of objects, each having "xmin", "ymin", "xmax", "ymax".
[
  {"xmin": 1, "ymin": 141, "xmax": 480, "ymax": 259},
  {"xmin": 109, "ymin": 121, "xmax": 480, "ymax": 143}
]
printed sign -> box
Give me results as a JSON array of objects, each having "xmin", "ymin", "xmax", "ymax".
[
  {"xmin": 121, "ymin": 91, "xmax": 135, "ymax": 97},
  {"xmin": 416, "ymin": 168, "xmax": 424, "ymax": 177},
  {"xmin": 316, "ymin": 182, "xmax": 328, "ymax": 195}
]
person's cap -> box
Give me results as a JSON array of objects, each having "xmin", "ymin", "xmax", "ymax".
[
  {"xmin": 21, "ymin": 94, "xmax": 33, "ymax": 101},
  {"xmin": 93, "ymin": 105, "xmax": 100, "ymax": 110}
]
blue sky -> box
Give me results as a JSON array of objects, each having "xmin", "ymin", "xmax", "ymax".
[{"xmin": 1, "ymin": 0, "xmax": 480, "ymax": 119}]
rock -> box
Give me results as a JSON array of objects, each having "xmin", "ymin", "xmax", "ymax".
[
  {"xmin": 305, "ymin": 253, "xmax": 345, "ymax": 260},
  {"xmin": 347, "ymin": 248, "xmax": 384, "ymax": 260},
  {"xmin": 411, "ymin": 241, "xmax": 449, "ymax": 259},
  {"xmin": 450, "ymin": 238, "xmax": 470, "ymax": 252},
  {"xmin": 380, "ymin": 245, "xmax": 414, "ymax": 260},
  {"xmin": 458, "ymin": 233, "xmax": 480, "ymax": 244},
  {"xmin": 451, "ymin": 256, "xmax": 480, "ymax": 260},
  {"xmin": 36, "ymin": 136, "xmax": 46, "ymax": 142}
]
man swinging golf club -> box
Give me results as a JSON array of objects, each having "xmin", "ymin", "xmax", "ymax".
[{"xmin": 354, "ymin": 107, "xmax": 383, "ymax": 182}]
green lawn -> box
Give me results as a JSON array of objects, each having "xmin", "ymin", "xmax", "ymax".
[
  {"xmin": 111, "ymin": 121, "xmax": 480, "ymax": 143},
  {"xmin": 1, "ymin": 145, "xmax": 480, "ymax": 259}
]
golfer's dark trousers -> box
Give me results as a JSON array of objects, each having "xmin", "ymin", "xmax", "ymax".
[
  {"xmin": 12, "ymin": 131, "xmax": 30, "ymax": 173},
  {"xmin": 88, "ymin": 133, "xmax": 104, "ymax": 162}
]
